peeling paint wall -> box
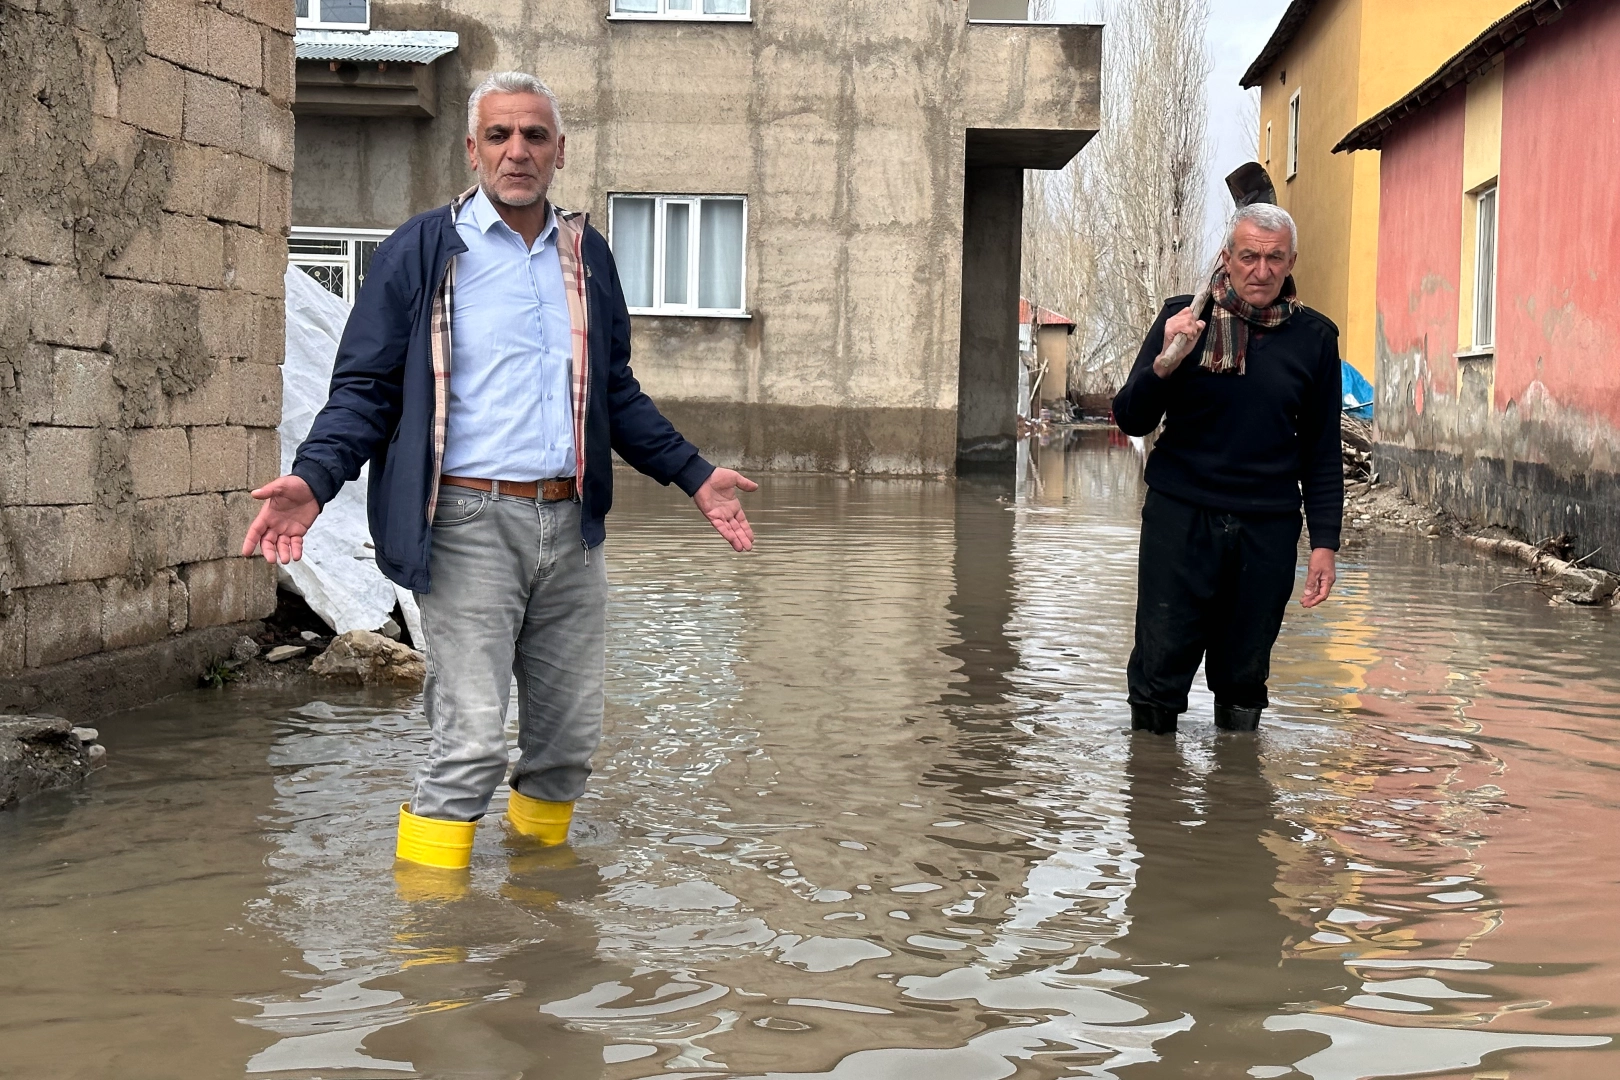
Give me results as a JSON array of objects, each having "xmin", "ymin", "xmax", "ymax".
[
  {"xmin": 0, "ymin": 0, "xmax": 292, "ymax": 693},
  {"xmin": 1372, "ymin": 1, "xmax": 1620, "ymax": 569},
  {"xmin": 292, "ymin": 1, "xmax": 1100, "ymax": 475}
]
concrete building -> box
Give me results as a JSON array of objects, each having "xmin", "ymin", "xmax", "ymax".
[
  {"xmin": 289, "ymin": 0, "xmax": 1101, "ymax": 475},
  {"xmin": 0, "ymin": 0, "xmax": 292, "ymax": 714},
  {"xmin": 1337, "ymin": 0, "xmax": 1620, "ymax": 571},
  {"xmin": 1241, "ymin": 0, "xmax": 1521, "ymax": 378}
]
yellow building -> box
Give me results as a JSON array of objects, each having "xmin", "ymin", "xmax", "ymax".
[{"xmin": 1242, "ymin": 0, "xmax": 1521, "ymax": 377}]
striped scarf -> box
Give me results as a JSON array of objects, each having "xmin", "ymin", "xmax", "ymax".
[{"xmin": 1200, "ymin": 269, "xmax": 1300, "ymax": 375}]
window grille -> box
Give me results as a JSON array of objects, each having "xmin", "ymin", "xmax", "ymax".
[{"xmin": 288, "ymin": 227, "xmax": 393, "ymax": 304}]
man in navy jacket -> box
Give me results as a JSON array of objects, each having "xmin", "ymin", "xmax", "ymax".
[{"xmin": 242, "ymin": 72, "xmax": 755, "ymax": 873}]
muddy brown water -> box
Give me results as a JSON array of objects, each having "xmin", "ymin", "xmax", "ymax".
[{"xmin": 2, "ymin": 431, "xmax": 1616, "ymax": 1080}]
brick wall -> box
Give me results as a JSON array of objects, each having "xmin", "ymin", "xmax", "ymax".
[{"xmin": 0, "ymin": 0, "xmax": 291, "ymax": 676}]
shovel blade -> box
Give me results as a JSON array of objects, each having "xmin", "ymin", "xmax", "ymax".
[{"xmin": 1226, "ymin": 162, "xmax": 1277, "ymax": 207}]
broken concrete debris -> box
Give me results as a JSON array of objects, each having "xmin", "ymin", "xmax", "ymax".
[
  {"xmin": 0, "ymin": 716, "xmax": 105, "ymax": 809},
  {"xmin": 309, "ymin": 630, "xmax": 425, "ymax": 686},
  {"xmin": 264, "ymin": 645, "xmax": 307, "ymax": 663}
]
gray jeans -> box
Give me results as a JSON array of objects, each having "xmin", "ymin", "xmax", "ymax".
[{"xmin": 411, "ymin": 490, "xmax": 606, "ymax": 821}]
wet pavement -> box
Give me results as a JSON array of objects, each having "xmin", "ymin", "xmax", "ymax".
[{"xmin": 1, "ymin": 430, "xmax": 1616, "ymax": 1080}]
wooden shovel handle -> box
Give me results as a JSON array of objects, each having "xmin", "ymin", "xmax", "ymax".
[{"xmin": 1156, "ymin": 281, "xmax": 1212, "ymax": 368}]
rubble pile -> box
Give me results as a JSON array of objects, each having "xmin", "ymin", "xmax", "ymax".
[
  {"xmin": 1343, "ymin": 481, "xmax": 1449, "ymax": 538},
  {"xmin": 1341, "ymin": 415, "xmax": 1374, "ymax": 482},
  {"xmin": 0, "ymin": 717, "xmax": 105, "ymax": 809}
]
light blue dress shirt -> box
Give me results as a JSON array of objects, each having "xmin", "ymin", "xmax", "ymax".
[{"xmin": 442, "ymin": 188, "xmax": 576, "ymax": 480}]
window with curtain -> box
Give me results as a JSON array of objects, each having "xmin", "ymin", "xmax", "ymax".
[
  {"xmin": 609, "ymin": 195, "xmax": 747, "ymax": 315},
  {"xmin": 1473, "ymin": 185, "xmax": 1498, "ymax": 349},
  {"xmin": 608, "ymin": 0, "xmax": 749, "ymax": 18}
]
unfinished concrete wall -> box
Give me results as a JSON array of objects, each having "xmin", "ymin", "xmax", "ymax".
[
  {"xmin": 0, "ymin": 0, "xmax": 293, "ymax": 710},
  {"xmin": 293, "ymin": 1, "xmax": 1099, "ymax": 476}
]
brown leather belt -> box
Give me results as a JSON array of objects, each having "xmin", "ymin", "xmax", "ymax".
[{"xmin": 441, "ymin": 475, "xmax": 576, "ymax": 502}]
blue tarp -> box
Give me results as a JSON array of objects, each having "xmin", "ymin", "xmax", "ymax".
[{"xmin": 1341, "ymin": 360, "xmax": 1373, "ymax": 419}]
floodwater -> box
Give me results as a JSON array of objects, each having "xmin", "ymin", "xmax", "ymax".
[{"xmin": 2, "ymin": 430, "xmax": 1617, "ymax": 1080}]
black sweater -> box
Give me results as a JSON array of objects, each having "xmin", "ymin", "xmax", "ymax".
[{"xmin": 1112, "ymin": 295, "xmax": 1344, "ymax": 550}]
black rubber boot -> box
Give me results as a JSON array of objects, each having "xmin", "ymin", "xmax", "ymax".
[
  {"xmin": 1214, "ymin": 704, "xmax": 1262, "ymax": 732},
  {"xmin": 1130, "ymin": 703, "xmax": 1179, "ymax": 735}
]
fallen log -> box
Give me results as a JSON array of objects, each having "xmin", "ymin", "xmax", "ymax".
[{"xmin": 1460, "ymin": 534, "xmax": 1618, "ymax": 605}]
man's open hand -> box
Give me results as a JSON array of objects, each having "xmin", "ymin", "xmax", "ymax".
[
  {"xmin": 693, "ymin": 468, "xmax": 758, "ymax": 552},
  {"xmin": 1300, "ymin": 547, "xmax": 1336, "ymax": 607},
  {"xmin": 242, "ymin": 475, "xmax": 321, "ymax": 564}
]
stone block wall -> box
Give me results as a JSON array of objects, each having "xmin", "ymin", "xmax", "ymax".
[{"xmin": 0, "ymin": 0, "xmax": 291, "ymax": 686}]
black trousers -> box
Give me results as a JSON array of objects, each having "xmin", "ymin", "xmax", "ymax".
[{"xmin": 1127, "ymin": 489, "xmax": 1301, "ymax": 714}]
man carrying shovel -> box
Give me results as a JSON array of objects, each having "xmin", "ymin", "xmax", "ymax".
[{"xmin": 1112, "ymin": 198, "xmax": 1342, "ymax": 735}]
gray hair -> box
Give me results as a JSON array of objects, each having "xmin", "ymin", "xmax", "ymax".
[
  {"xmin": 467, "ymin": 71, "xmax": 562, "ymax": 137},
  {"xmin": 1225, "ymin": 203, "xmax": 1297, "ymax": 254}
]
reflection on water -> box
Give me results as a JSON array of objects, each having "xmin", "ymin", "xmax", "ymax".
[{"xmin": 0, "ymin": 430, "xmax": 1615, "ymax": 1079}]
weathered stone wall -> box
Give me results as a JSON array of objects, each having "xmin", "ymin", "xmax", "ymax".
[{"xmin": 0, "ymin": 0, "xmax": 292, "ymax": 702}]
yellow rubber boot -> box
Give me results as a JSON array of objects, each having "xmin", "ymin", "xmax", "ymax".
[
  {"xmin": 395, "ymin": 803, "xmax": 476, "ymax": 869},
  {"xmin": 393, "ymin": 863, "xmax": 470, "ymax": 903},
  {"xmin": 506, "ymin": 791, "xmax": 574, "ymax": 846}
]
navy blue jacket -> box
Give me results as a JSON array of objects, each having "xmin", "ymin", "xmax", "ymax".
[{"xmin": 291, "ymin": 203, "xmax": 715, "ymax": 593}]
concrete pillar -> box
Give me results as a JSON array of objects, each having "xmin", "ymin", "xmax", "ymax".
[{"xmin": 956, "ymin": 166, "xmax": 1025, "ymax": 468}]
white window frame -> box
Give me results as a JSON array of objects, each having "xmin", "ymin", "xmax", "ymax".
[
  {"xmin": 1287, "ymin": 89, "xmax": 1301, "ymax": 180},
  {"xmin": 288, "ymin": 226, "xmax": 393, "ymax": 303},
  {"xmin": 1473, "ymin": 184, "xmax": 1499, "ymax": 350},
  {"xmin": 608, "ymin": 194, "xmax": 749, "ymax": 317},
  {"xmin": 296, "ymin": 0, "xmax": 371, "ymax": 31},
  {"xmin": 607, "ymin": 0, "xmax": 751, "ymax": 21}
]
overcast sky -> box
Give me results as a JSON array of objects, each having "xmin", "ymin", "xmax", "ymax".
[
  {"xmin": 1202, "ymin": 0, "xmax": 1293, "ymax": 240},
  {"xmin": 1050, "ymin": 0, "xmax": 1294, "ymax": 246}
]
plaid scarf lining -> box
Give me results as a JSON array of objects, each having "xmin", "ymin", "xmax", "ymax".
[{"xmin": 1199, "ymin": 269, "xmax": 1300, "ymax": 375}]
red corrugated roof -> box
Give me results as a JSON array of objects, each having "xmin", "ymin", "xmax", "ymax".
[{"xmin": 1020, "ymin": 297, "xmax": 1077, "ymax": 331}]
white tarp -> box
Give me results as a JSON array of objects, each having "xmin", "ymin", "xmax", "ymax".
[{"xmin": 280, "ymin": 266, "xmax": 423, "ymax": 643}]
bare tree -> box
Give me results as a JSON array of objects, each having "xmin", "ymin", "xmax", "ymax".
[{"xmin": 1021, "ymin": 0, "xmax": 1212, "ymax": 398}]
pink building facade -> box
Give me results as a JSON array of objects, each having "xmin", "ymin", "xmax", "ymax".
[{"xmin": 1339, "ymin": 0, "xmax": 1620, "ymax": 567}]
